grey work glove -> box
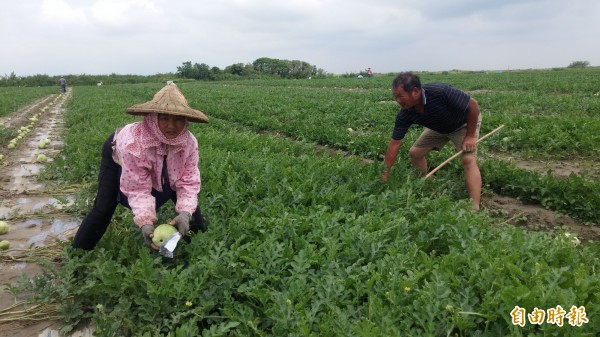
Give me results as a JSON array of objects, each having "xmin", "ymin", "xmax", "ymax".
[
  {"xmin": 171, "ymin": 212, "xmax": 191, "ymax": 236},
  {"xmin": 141, "ymin": 224, "xmax": 155, "ymax": 248}
]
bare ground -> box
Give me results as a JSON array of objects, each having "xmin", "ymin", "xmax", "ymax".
[
  {"xmin": 481, "ymin": 193, "xmax": 600, "ymax": 242},
  {"xmin": 0, "ymin": 89, "xmax": 81, "ymax": 337},
  {"xmin": 479, "ymin": 151, "xmax": 600, "ymax": 242},
  {"xmin": 484, "ymin": 150, "xmax": 600, "ymax": 179}
]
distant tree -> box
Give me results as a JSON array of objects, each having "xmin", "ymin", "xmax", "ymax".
[
  {"xmin": 176, "ymin": 61, "xmax": 194, "ymax": 78},
  {"xmin": 176, "ymin": 61, "xmax": 224, "ymax": 80},
  {"xmin": 288, "ymin": 60, "xmax": 314, "ymax": 79},
  {"xmin": 193, "ymin": 63, "xmax": 211, "ymax": 80},
  {"xmin": 210, "ymin": 66, "xmax": 222, "ymax": 78},
  {"xmin": 21, "ymin": 74, "xmax": 54, "ymax": 86},
  {"xmin": 177, "ymin": 58, "xmax": 319, "ymax": 80},
  {"xmin": 225, "ymin": 63, "xmax": 246, "ymax": 76},
  {"xmin": 243, "ymin": 63, "xmax": 257, "ymax": 76},
  {"xmin": 0, "ymin": 72, "xmax": 19, "ymax": 87},
  {"xmin": 567, "ymin": 60, "xmax": 590, "ymax": 68},
  {"xmin": 313, "ymin": 67, "xmax": 327, "ymax": 78},
  {"xmin": 1, "ymin": 72, "xmax": 179, "ymax": 87},
  {"xmin": 253, "ymin": 57, "xmax": 288, "ymax": 76},
  {"xmin": 252, "ymin": 57, "xmax": 316, "ymax": 79}
]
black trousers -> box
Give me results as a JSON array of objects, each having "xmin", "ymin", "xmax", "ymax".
[{"xmin": 72, "ymin": 133, "xmax": 206, "ymax": 250}]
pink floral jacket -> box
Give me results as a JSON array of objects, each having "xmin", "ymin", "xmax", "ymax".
[{"xmin": 112, "ymin": 124, "xmax": 201, "ymax": 227}]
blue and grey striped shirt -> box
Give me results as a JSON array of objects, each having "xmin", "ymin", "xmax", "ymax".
[{"xmin": 392, "ymin": 83, "xmax": 470, "ymax": 140}]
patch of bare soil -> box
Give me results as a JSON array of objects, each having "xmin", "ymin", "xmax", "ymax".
[
  {"xmin": 0, "ymin": 89, "xmax": 84, "ymax": 337},
  {"xmin": 484, "ymin": 150, "xmax": 600, "ymax": 179},
  {"xmin": 466, "ymin": 89, "xmax": 495, "ymax": 95},
  {"xmin": 314, "ymin": 143, "xmax": 375, "ymax": 165},
  {"xmin": 332, "ymin": 87, "xmax": 370, "ymax": 92},
  {"xmin": 479, "ymin": 151, "xmax": 599, "ymax": 242},
  {"xmin": 481, "ymin": 193, "xmax": 600, "ymax": 243}
]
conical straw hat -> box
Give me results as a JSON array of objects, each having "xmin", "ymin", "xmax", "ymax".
[{"xmin": 126, "ymin": 83, "xmax": 208, "ymax": 123}]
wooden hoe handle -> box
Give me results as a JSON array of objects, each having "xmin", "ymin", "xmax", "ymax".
[{"xmin": 424, "ymin": 124, "xmax": 505, "ymax": 180}]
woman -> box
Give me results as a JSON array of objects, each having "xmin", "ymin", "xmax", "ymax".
[{"xmin": 72, "ymin": 83, "xmax": 208, "ymax": 250}]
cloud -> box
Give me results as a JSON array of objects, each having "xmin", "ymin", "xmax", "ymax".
[
  {"xmin": 1, "ymin": 0, "xmax": 599, "ymax": 76},
  {"xmin": 40, "ymin": 0, "xmax": 86, "ymax": 24},
  {"xmin": 89, "ymin": 0, "xmax": 162, "ymax": 30}
]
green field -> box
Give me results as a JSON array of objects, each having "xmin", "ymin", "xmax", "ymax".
[
  {"xmin": 0, "ymin": 86, "xmax": 59, "ymax": 118},
  {"xmin": 2, "ymin": 68, "xmax": 600, "ymax": 336}
]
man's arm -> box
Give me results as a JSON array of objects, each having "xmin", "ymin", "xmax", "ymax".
[
  {"xmin": 462, "ymin": 98, "xmax": 480, "ymax": 152},
  {"xmin": 382, "ymin": 139, "xmax": 403, "ymax": 182}
]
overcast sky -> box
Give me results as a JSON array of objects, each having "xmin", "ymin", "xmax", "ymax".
[{"xmin": 1, "ymin": 0, "xmax": 598, "ymax": 76}]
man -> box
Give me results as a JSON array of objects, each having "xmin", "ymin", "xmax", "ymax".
[
  {"xmin": 59, "ymin": 76, "xmax": 67, "ymax": 93},
  {"xmin": 382, "ymin": 72, "xmax": 482, "ymax": 210}
]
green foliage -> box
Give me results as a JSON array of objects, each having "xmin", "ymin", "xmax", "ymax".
[
  {"xmin": 223, "ymin": 63, "xmax": 255, "ymax": 77},
  {"xmin": 0, "ymin": 86, "xmax": 58, "ymax": 117},
  {"xmin": 0, "ymin": 123, "xmax": 17, "ymax": 143},
  {"xmin": 252, "ymin": 57, "xmax": 316, "ymax": 79},
  {"xmin": 0, "ymin": 72, "xmax": 178, "ymax": 88},
  {"xmin": 4, "ymin": 71, "xmax": 600, "ymax": 336},
  {"xmin": 567, "ymin": 61, "xmax": 590, "ymax": 68},
  {"xmin": 177, "ymin": 57, "xmax": 321, "ymax": 81},
  {"xmin": 482, "ymin": 159, "xmax": 600, "ymax": 222},
  {"xmin": 176, "ymin": 61, "xmax": 220, "ymax": 81},
  {"xmin": 0, "ymin": 72, "xmax": 59, "ymax": 87}
]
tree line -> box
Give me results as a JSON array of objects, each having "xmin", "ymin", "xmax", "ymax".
[
  {"xmin": 176, "ymin": 57, "xmax": 326, "ymax": 80},
  {"xmin": 0, "ymin": 72, "xmax": 176, "ymax": 88},
  {"xmin": 1, "ymin": 57, "xmax": 327, "ymax": 87}
]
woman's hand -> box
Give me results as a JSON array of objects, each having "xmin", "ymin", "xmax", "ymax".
[
  {"xmin": 170, "ymin": 212, "xmax": 191, "ymax": 236},
  {"xmin": 141, "ymin": 224, "xmax": 159, "ymax": 250}
]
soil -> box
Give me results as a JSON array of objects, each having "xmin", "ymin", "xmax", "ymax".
[
  {"xmin": 0, "ymin": 89, "xmax": 80, "ymax": 337},
  {"xmin": 479, "ymin": 151, "xmax": 600, "ymax": 242},
  {"xmin": 484, "ymin": 151, "xmax": 600, "ymax": 179},
  {"xmin": 481, "ymin": 194, "xmax": 600, "ymax": 242}
]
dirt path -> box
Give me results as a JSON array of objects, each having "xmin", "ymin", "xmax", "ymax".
[
  {"xmin": 0, "ymin": 89, "xmax": 81, "ymax": 337},
  {"xmin": 484, "ymin": 150, "xmax": 600, "ymax": 179},
  {"xmin": 481, "ymin": 194, "xmax": 600, "ymax": 242},
  {"xmin": 479, "ymin": 151, "xmax": 600, "ymax": 242}
]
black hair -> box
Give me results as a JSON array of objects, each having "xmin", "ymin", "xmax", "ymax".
[{"xmin": 391, "ymin": 72, "xmax": 422, "ymax": 92}]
